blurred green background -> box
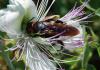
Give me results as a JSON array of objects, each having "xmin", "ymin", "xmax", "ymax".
[
  {"xmin": 0, "ymin": 0, "xmax": 100, "ymax": 70},
  {"xmin": 52, "ymin": 0, "xmax": 100, "ymax": 70}
]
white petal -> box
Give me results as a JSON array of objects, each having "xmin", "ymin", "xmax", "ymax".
[
  {"xmin": 24, "ymin": 38, "xmax": 56, "ymax": 70},
  {"xmin": 0, "ymin": 0, "xmax": 37, "ymax": 38},
  {"xmin": 0, "ymin": 1, "xmax": 25, "ymax": 37},
  {"xmin": 20, "ymin": 0, "xmax": 37, "ymax": 21}
]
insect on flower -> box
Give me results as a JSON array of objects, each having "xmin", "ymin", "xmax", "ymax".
[
  {"xmin": 0, "ymin": 0, "xmax": 91, "ymax": 70},
  {"xmin": 26, "ymin": 15, "xmax": 80, "ymax": 38}
]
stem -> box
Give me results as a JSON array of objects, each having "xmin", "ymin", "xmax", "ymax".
[
  {"xmin": 86, "ymin": 4, "xmax": 95, "ymax": 12},
  {"xmin": 0, "ymin": 40, "xmax": 15, "ymax": 70}
]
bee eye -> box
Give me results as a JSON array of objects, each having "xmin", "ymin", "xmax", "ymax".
[
  {"xmin": 35, "ymin": 22, "xmax": 47, "ymax": 31},
  {"xmin": 55, "ymin": 20, "xmax": 63, "ymax": 23}
]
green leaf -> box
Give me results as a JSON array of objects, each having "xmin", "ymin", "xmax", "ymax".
[
  {"xmin": 86, "ymin": 64, "xmax": 96, "ymax": 70},
  {"xmin": 0, "ymin": 40, "xmax": 15, "ymax": 70},
  {"xmin": 95, "ymin": 8, "xmax": 100, "ymax": 17},
  {"xmin": 89, "ymin": 27, "xmax": 98, "ymax": 41},
  {"xmin": 13, "ymin": 61, "xmax": 25, "ymax": 70},
  {"xmin": 97, "ymin": 47, "xmax": 100, "ymax": 57},
  {"xmin": 87, "ymin": 27, "xmax": 100, "ymax": 57},
  {"xmin": 81, "ymin": 30, "xmax": 92, "ymax": 70},
  {"xmin": 82, "ymin": 43, "xmax": 92, "ymax": 69}
]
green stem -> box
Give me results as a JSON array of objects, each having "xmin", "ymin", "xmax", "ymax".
[
  {"xmin": 0, "ymin": 40, "xmax": 15, "ymax": 70},
  {"xmin": 86, "ymin": 4, "xmax": 95, "ymax": 12}
]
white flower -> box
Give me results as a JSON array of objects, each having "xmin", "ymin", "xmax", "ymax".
[
  {"xmin": 0, "ymin": 0, "xmax": 90, "ymax": 70},
  {"xmin": 0, "ymin": 0, "xmax": 37, "ymax": 38},
  {"xmin": 0, "ymin": 0, "xmax": 56, "ymax": 70}
]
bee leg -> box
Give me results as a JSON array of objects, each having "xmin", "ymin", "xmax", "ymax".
[
  {"xmin": 49, "ymin": 30, "xmax": 66, "ymax": 39},
  {"xmin": 35, "ymin": 31, "xmax": 45, "ymax": 36},
  {"xmin": 55, "ymin": 40, "xmax": 64, "ymax": 51},
  {"xmin": 50, "ymin": 39, "xmax": 64, "ymax": 51}
]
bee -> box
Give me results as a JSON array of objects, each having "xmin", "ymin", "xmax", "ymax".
[{"xmin": 26, "ymin": 15, "xmax": 79, "ymax": 38}]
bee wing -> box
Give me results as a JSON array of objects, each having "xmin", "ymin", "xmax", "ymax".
[
  {"xmin": 35, "ymin": 0, "xmax": 55, "ymax": 21},
  {"xmin": 60, "ymin": 25, "xmax": 85, "ymax": 50},
  {"xmin": 24, "ymin": 39, "xmax": 56, "ymax": 70}
]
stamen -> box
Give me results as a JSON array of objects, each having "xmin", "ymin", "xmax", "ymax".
[
  {"xmin": 37, "ymin": 0, "xmax": 48, "ymax": 20},
  {"xmin": 59, "ymin": 0, "xmax": 90, "ymax": 23},
  {"xmin": 40, "ymin": 0, "xmax": 55, "ymax": 21},
  {"xmin": 48, "ymin": 30, "xmax": 66, "ymax": 39}
]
